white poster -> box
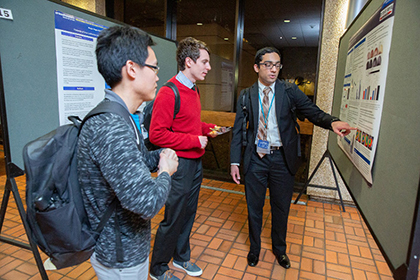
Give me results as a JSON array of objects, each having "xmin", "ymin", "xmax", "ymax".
[
  {"xmin": 54, "ymin": 11, "xmax": 108, "ymax": 125},
  {"xmin": 338, "ymin": 0, "xmax": 396, "ymax": 184}
]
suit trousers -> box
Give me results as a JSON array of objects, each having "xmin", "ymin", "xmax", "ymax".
[
  {"xmin": 244, "ymin": 148, "xmax": 294, "ymax": 257},
  {"xmin": 150, "ymin": 157, "xmax": 203, "ymax": 276}
]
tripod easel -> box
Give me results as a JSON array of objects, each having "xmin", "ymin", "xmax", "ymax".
[{"xmin": 294, "ymin": 149, "xmax": 346, "ymax": 212}]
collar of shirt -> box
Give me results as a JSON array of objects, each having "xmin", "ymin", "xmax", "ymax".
[
  {"xmin": 257, "ymin": 80, "xmax": 276, "ymax": 98},
  {"xmin": 105, "ymin": 89, "xmax": 141, "ymax": 144},
  {"xmin": 104, "ymin": 89, "xmax": 130, "ymax": 112},
  {"xmin": 176, "ymin": 71, "xmax": 195, "ymax": 89}
]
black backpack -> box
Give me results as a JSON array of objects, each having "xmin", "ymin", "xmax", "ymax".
[
  {"xmin": 143, "ymin": 81, "xmax": 180, "ymax": 150},
  {"xmin": 23, "ymin": 99, "xmax": 138, "ymax": 269}
]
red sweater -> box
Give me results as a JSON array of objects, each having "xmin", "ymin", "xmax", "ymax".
[{"xmin": 149, "ymin": 77, "xmax": 215, "ymax": 159}]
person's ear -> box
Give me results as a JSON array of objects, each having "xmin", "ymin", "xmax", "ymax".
[
  {"xmin": 185, "ymin": 57, "xmax": 193, "ymax": 68},
  {"xmin": 253, "ymin": 64, "xmax": 259, "ymax": 74},
  {"xmin": 125, "ymin": 60, "xmax": 137, "ymax": 79}
]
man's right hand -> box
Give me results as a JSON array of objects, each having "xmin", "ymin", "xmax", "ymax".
[
  {"xmin": 158, "ymin": 149, "xmax": 179, "ymax": 176},
  {"xmin": 199, "ymin": 136, "xmax": 208, "ymax": 149},
  {"xmin": 230, "ymin": 165, "xmax": 241, "ymax": 184}
]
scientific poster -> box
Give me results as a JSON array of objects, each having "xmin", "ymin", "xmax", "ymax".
[
  {"xmin": 338, "ymin": 0, "xmax": 396, "ymax": 184},
  {"xmin": 54, "ymin": 10, "xmax": 107, "ymax": 125}
]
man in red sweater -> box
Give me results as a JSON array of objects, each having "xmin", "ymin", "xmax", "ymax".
[{"xmin": 149, "ymin": 37, "xmax": 224, "ymax": 280}]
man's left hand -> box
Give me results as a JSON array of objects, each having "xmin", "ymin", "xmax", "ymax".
[{"xmin": 331, "ymin": 121, "xmax": 357, "ymax": 137}]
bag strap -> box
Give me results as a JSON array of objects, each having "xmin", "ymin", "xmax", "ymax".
[
  {"xmin": 80, "ymin": 99, "xmax": 142, "ymax": 149},
  {"xmin": 95, "ymin": 197, "xmax": 119, "ymax": 234},
  {"xmin": 284, "ymin": 84, "xmax": 300, "ymax": 134},
  {"xmin": 241, "ymin": 89, "xmax": 250, "ymax": 147},
  {"xmin": 284, "ymin": 83, "xmax": 302, "ymax": 157},
  {"xmin": 164, "ymin": 81, "xmax": 180, "ymax": 120}
]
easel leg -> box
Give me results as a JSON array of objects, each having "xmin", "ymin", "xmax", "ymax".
[
  {"xmin": 0, "ymin": 178, "xmax": 49, "ymax": 279},
  {"xmin": 294, "ymin": 150, "xmax": 328, "ymax": 204},
  {"xmin": 328, "ymin": 154, "xmax": 345, "ymax": 212}
]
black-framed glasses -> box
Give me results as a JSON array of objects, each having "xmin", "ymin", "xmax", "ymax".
[
  {"xmin": 144, "ymin": 63, "xmax": 160, "ymax": 74},
  {"xmin": 259, "ymin": 62, "xmax": 283, "ymax": 70}
]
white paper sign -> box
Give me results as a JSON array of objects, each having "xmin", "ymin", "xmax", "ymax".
[{"xmin": 0, "ymin": 8, "xmax": 13, "ymax": 20}]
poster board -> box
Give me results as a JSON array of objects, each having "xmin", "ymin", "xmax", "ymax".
[
  {"xmin": 328, "ymin": 0, "xmax": 420, "ymax": 277},
  {"xmin": 0, "ymin": 0, "xmax": 177, "ymax": 170}
]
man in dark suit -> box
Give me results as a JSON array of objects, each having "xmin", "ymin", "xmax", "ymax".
[{"xmin": 230, "ymin": 47, "xmax": 355, "ymax": 269}]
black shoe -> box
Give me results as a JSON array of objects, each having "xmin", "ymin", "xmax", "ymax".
[
  {"xmin": 276, "ymin": 254, "xmax": 290, "ymax": 269},
  {"xmin": 247, "ymin": 252, "xmax": 259, "ymax": 267}
]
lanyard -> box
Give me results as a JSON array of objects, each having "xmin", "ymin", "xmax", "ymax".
[{"xmin": 259, "ymin": 90, "xmax": 275, "ymax": 127}]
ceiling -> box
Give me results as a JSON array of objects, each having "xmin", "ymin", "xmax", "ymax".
[{"xmin": 125, "ymin": 0, "xmax": 323, "ymax": 50}]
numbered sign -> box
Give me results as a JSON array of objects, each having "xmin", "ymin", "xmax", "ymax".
[{"xmin": 0, "ymin": 8, "xmax": 13, "ymax": 20}]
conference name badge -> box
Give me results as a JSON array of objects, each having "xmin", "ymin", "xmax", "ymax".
[{"xmin": 257, "ymin": 139, "xmax": 270, "ymax": 154}]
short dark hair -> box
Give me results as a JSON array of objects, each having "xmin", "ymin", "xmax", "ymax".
[
  {"xmin": 95, "ymin": 25, "xmax": 155, "ymax": 88},
  {"xmin": 254, "ymin": 47, "xmax": 281, "ymax": 66},
  {"xmin": 176, "ymin": 37, "xmax": 210, "ymax": 71}
]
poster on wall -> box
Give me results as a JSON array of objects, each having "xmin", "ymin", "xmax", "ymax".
[
  {"xmin": 337, "ymin": 0, "xmax": 396, "ymax": 184},
  {"xmin": 54, "ymin": 10, "xmax": 108, "ymax": 125}
]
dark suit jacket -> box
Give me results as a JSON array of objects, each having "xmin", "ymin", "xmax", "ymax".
[{"xmin": 230, "ymin": 80, "xmax": 334, "ymax": 175}]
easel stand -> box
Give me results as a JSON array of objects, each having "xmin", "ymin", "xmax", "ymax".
[
  {"xmin": 294, "ymin": 149, "xmax": 346, "ymax": 212},
  {"xmin": 0, "ymin": 63, "xmax": 49, "ymax": 279}
]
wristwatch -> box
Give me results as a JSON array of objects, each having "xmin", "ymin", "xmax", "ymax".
[{"xmin": 330, "ymin": 117, "xmax": 340, "ymax": 129}]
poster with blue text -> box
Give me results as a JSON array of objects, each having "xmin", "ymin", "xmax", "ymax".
[{"xmin": 54, "ymin": 11, "xmax": 108, "ymax": 125}]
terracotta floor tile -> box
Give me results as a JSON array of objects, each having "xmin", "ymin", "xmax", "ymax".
[
  {"xmin": 348, "ymin": 244, "xmax": 361, "ymax": 256},
  {"xmin": 350, "ymin": 255, "xmax": 375, "ymax": 266},
  {"xmin": 300, "ymin": 257, "xmax": 313, "ymax": 272},
  {"xmin": 218, "ymin": 266, "xmax": 244, "ymax": 278},
  {"xmin": 2, "ymin": 269, "xmax": 31, "ymax": 280},
  {"xmin": 374, "ymin": 260, "xmax": 392, "ymax": 276},
  {"xmin": 221, "ymin": 253, "xmax": 238, "ymax": 268},
  {"xmin": 301, "ymin": 251, "xmax": 325, "ymax": 262},
  {"xmin": 299, "ymin": 270, "xmax": 327, "ymax": 280},
  {"xmin": 15, "ymin": 262, "xmax": 39, "ymax": 276},
  {"xmin": 365, "ymin": 271, "xmax": 381, "ymax": 280},
  {"xmin": 233, "ymin": 256, "xmax": 248, "ymax": 271},
  {"xmin": 303, "ymin": 245, "xmax": 324, "ymax": 256},
  {"xmin": 204, "ymin": 248, "xmax": 226, "ymax": 259},
  {"xmin": 245, "ymin": 265, "xmax": 272, "ymax": 278},
  {"xmin": 338, "ymin": 252, "xmax": 350, "ymax": 266},
  {"xmin": 326, "ymin": 250, "xmax": 338, "ymax": 264},
  {"xmin": 0, "ymin": 176, "xmax": 407, "ymax": 279},
  {"xmin": 313, "ymin": 259, "xmax": 325, "ymax": 275},
  {"xmin": 326, "ymin": 269, "xmax": 353, "ymax": 280}
]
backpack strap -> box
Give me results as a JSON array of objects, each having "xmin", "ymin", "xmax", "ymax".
[
  {"xmin": 164, "ymin": 81, "xmax": 180, "ymax": 119},
  {"xmin": 241, "ymin": 89, "xmax": 250, "ymax": 147},
  {"xmin": 94, "ymin": 197, "xmax": 119, "ymax": 234},
  {"xmin": 284, "ymin": 83, "xmax": 302, "ymax": 157},
  {"xmin": 284, "ymin": 83, "xmax": 301, "ymax": 134},
  {"xmin": 81, "ymin": 99, "xmax": 142, "ymax": 148}
]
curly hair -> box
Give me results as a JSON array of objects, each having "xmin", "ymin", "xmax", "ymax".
[{"xmin": 176, "ymin": 37, "xmax": 210, "ymax": 71}]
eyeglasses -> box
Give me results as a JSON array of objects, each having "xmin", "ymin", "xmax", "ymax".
[
  {"xmin": 259, "ymin": 62, "xmax": 283, "ymax": 70},
  {"xmin": 144, "ymin": 63, "xmax": 160, "ymax": 74}
]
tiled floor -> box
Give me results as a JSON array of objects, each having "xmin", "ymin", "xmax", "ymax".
[{"xmin": 0, "ymin": 175, "xmax": 403, "ymax": 280}]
